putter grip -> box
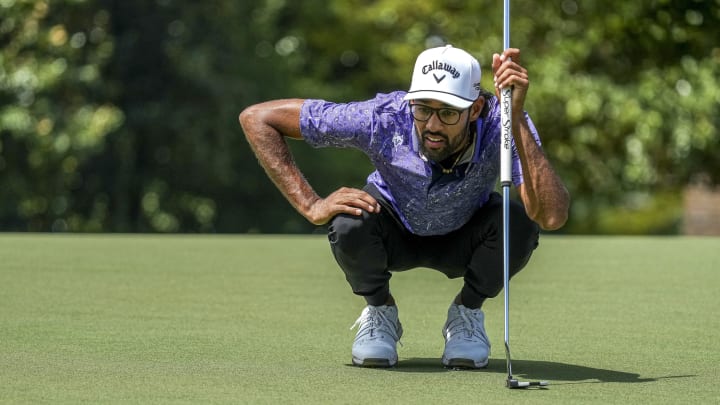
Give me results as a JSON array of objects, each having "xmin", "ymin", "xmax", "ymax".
[{"xmin": 500, "ymin": 86, "xmax": 512, "ymax": 185}]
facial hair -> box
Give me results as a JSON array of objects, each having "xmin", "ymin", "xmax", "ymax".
[{"xmin": 417, "ymin": 117, "xmax": 471, "ymax": 163}]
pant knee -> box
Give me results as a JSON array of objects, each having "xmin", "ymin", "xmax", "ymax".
[{"xmin": 328, "ymin": 212, "xmax": 376, "ymax": 249}]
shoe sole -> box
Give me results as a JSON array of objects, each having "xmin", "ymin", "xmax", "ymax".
[
  {"xmin": 442, "ymin": 357, "xmax": 489, "ymax": 369},
  {"xmin": 352, "ymin": 357, "xmax": 397, "ymax": 368}
]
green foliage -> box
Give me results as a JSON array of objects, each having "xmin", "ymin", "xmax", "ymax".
[
  {"xmin": 1, "ymin": 0, "xmax": 718, "ymax": 233},
  {"xmin": 521, "ymin": 0, "xmax": 720, "ymax": 232},
  {"xmin": 1, "ymin": 0, "xmax": 297, "ymax": 232},
  {"xmin": 1, "ymin": 0, "xmax": 122, "ymax": 231}
]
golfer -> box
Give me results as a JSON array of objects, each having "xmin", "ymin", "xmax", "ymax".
[{"xmin": 239, "ymin": 45, "xmax": 569, "ymax": 368}]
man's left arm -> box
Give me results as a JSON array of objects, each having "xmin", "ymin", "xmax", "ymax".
[
  {"xmin": 512, "ymin": 117, "xmax": 570, "ymax": 230},
  {"xmin": 493, "ymin": 48, "xmax": 570, "ymax": 230}
]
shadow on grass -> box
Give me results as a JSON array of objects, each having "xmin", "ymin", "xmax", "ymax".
[{"xmin": 358, "ymin": 357, "xmax": 696, "ymax": 384}]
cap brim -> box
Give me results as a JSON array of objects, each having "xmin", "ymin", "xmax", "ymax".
[{"xmin": 403, "ymin": 91, "xmax": 474, "ymax": 109}]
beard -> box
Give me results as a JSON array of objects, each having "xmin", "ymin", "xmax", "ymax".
[
  {"xmin": 416, "ymin": 115, "xmax": 471, "ymax": 162},
  {"xmin": 418, "ymin": 129, "xmax": 468, "ymax": 163}
]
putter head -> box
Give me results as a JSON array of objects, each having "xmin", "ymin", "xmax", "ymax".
[{"xmin": 507, "ymin": 378, "xmax": 549, "ymax": 389}]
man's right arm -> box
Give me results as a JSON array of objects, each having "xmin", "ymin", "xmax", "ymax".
[
  {"xmin": 239, "ymin": 99, "xmax": 380, "ymax": 225},
  {"xmin": 239, "ymin": 99, "xmax": 325, "ymax": 223}
]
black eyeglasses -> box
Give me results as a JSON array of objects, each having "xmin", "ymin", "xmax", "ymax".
[{"xmin": 410, "ymin": 104, "xmax": 466, "ymax": 125}]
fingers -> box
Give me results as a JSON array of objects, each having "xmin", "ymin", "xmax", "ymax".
[
  {"xmin": 334, "ymin": 200, "xmax": 379, "ymax": 216},
  {"xmin": 329, "ymin": 187, "xmax": 380, "ymax": 215},
  {"xmin": 308, "ymin": 187, "xmax": 380, "ymax": 225},
  {"xmin": 492, "ymin": 48, "xmax": 528, "ymax": 92},
  {"xmin": 494, "ymin": 63, "xmax": 528, "ymax": 90},
  {"xmin": 501, "ymin": 48, "xmax": 521, "ymax": 64},
  {"xmin": 492, "ymin": 48, "xmax": 521, "ymax": 71}
]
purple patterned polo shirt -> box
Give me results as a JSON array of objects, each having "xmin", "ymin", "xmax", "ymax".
[{"xmin": 300, "ymin": 91, "xmax": 541, "ymax": 236}]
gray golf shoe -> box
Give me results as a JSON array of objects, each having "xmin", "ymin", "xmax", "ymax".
[
  {"xmin": 441, "ymin": 303, "xmax": 491, "ymax": 368},
  {"xmin": 351, "ymin": 305, "xmax": 403, "ymax": 367}
]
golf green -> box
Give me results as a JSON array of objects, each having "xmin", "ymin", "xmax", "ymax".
[{"xmin": 1, "ymin": 234, "xmax": 718, "ymax": 404}]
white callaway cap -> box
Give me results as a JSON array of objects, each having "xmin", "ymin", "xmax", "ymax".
[{"xmin": 404, "ymin": 45, "xmax": 481, "ymax": 109}]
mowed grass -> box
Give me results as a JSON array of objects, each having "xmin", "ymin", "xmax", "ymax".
[{"xmin": 1, "ymin": 234, "xmax": 719, "ymax": 404}]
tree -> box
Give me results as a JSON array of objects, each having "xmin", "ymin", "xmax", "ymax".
[
  {"xmin": 1, "ymin": 0, "xmax": 300, "ymax": 232},
  {"xmin": 0, "ymin": 0, "xmax": 122, "ymax": 231}
]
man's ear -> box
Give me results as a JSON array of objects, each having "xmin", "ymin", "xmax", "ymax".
[{"xmin": 469, "ymin": 97, "xmax": 485, "ymax": 120}]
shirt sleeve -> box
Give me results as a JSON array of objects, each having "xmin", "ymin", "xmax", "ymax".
[{"xmin": 299, "ymin": 98, "xmax": 376, "ymax": 150}]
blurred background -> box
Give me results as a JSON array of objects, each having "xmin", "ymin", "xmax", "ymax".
[{"xmin": 1, "ymin": 0, "xmax": 718, "ymax": 234}]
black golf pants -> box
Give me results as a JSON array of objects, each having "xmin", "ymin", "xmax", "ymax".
[{"xmin": 327, "ymin": 191, "xmax": 540, "ymax": 309}]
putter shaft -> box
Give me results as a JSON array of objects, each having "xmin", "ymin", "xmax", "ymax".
[{"xmin": 501, "ymin": 0, "xmax": 549, "ymax": 390}]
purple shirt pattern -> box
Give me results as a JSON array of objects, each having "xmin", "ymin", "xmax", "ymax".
[{"xmin": 300, "ymin": 91, "xmax": 542, "ymax": 236}]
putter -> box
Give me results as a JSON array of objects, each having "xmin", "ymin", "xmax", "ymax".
[{"xmin": 501, "ymin": 0, "xmax": 548, "ymax": 389}]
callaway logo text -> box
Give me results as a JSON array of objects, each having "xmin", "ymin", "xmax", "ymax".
[{"xmin": 421, "ymin": 60, "xmax": 461, "ymax": 79}]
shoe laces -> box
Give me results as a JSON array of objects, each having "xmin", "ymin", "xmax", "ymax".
[
  {"xmin": 350, "ymin": 306, "xmax": 402, "ymax": 345},
  {"xmin": 448, "ymin": 306, "xmax": 489, "ymax": 343}
]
